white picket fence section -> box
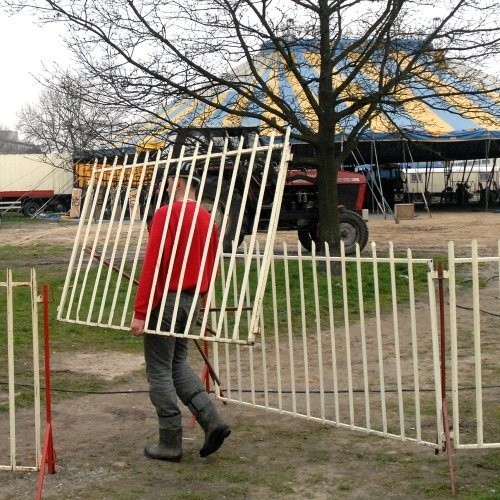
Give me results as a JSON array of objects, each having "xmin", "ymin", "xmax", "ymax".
[
  {"xmin": 213, "ymin": 239, "xmax": 499, "ymax": 451},
  {"xmin": 1, "ymin": 243, "xmax": 498, "ymax": 477},
  {"xmin": 0, "ymin": 268, "xmax": 41, "ymax": 471}
]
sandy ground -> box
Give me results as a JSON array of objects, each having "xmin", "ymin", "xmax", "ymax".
[
  {"xmin": 0, "ymin": 209, "xmax": 499, "ymax": 499},
  {"xmin": 1, "ymin": 209, "xmax": 499, "ymax": 255}
]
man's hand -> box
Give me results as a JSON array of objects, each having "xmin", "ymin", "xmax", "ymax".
[{"xmin": 131, "ymin": 317, "xmax": 146, "ymax": 336}]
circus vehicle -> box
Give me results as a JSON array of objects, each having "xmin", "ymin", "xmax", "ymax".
[
  {"xmin": 166, "ymin": 127, "xmax": 368, "ymax": 254},
  {"xmin": 398, "ymin": 158, "xmax": 500, "ymax": 208},
  {"xmin": 0, "ymin": 154, "xmax": 74, "ymax": 217}
]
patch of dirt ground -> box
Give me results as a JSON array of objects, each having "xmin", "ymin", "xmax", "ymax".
[
  {"xmin": 2, "ymin": 208, "xmax": 500, "ymax": 254},
  {"xmin": 1, "ymin": 210, "xmax": 499, "ymax": 499}
]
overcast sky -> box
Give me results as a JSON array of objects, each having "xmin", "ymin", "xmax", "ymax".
[
  {"xmin": 0, "ymin": 8, "xmax": 498, "ymax": 133},
  {"xmin": 0, "ymin": 11, "xmax": 69, "ymax": 130}
]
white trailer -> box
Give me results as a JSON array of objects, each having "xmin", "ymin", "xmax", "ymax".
[
  {"xmin": 401, "ymin": 159, "xmax": 500, "ymax": 206},
  {"xmin": 0, "ymin": 154, "xmax": 74, "ymax": 216}
]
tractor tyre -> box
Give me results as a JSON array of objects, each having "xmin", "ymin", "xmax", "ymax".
[{"xmin": 298, "ymin": 210, "xmax": 369, "ymax": 255}]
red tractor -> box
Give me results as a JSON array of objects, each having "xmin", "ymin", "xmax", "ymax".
[
  {"xmin": 284, "ymin": 167, "xmax": 368, "ymax": 254},
  {"xmin": 168, "ymin": 127, "xmax": 368, "ymax": 254}
]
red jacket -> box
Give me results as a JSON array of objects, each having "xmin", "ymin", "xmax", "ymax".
[{"xmin": 134, "ymin": 201, "xmax": 219, "ymax": 320}]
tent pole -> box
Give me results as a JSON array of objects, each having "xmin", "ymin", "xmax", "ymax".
[
  {"xmin": 372, "ymin": 143, "xmax": 398, "ymax": 221},
  {"xmin": 406, "ymin": 144, "xmax": 431, "ymax": 218},
  {"xmin": 352, "ymin": 145, "xmax": 386, "ymax": 216},
  {"xmin": 361, "ymin": 168, "xmax": 386, "ymax": 215}
]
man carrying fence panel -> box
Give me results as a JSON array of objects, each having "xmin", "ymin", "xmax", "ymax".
[{"xmin": 130, "ymin": 162, "xmax": 230, "ymax": 462}]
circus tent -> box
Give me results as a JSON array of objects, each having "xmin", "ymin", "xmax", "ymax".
[{"xmin": 116, "ymin": 40, "xmax": 500, "ymax": 164}]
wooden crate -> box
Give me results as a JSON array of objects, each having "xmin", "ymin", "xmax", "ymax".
[{"xmin": 394, "ymin": 203, "xmax": 415, "ymax": 219}]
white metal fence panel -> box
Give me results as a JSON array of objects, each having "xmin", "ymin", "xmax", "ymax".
[
  {"xmin": 58, "ymin": 130, "xmax": 292, "ymax": 345},
  {"xmin": 0, "ymin": 268, "xmax": 41, "ymax": 471},
  {"xmin": 214, "ymin": 242, "xmax": 444, "ymax": 448},
  {"xmin": 447, "ymin": 240, "xmax": 500, "ymax": 449}
]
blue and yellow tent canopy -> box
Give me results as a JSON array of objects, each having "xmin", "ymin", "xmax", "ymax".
[{"xmin": 119, "ymin": 40, "xmax": 500, "ymax": 162}]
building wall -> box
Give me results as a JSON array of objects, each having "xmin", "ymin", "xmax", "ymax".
[{"xmin": 0, "ymin": 130, "xmax": 41, "ymax": 154}]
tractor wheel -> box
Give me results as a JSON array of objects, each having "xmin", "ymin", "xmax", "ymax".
[
  {"xmin": 201, "ymin": 178, "xmax": 247, "ymax": 253},
  {"xmin": 298, "ymin": 210, "xmax": 369, "ymax": 255}
]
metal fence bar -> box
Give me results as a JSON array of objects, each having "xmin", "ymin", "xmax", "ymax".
[
  {"xmin": 447, "ymin": 242, "xmax": 460, "ymax": 446},
  {"xmin": 355, "ymin": 243, "xmax": 371, "ymax": 430},
  {"xmin": 247, "ymin": 243, "xmax": 257, "ymax": 407},
  {"xmin": 371, "ymin": 242, "xmax": 388, "ymax": 435},
  {"xmin": 427, "ymin": 258, "xmax": 444, "ymax": 449},
  {"xmin": 269, "ymin": 247, "xmax": 281, "ymax": 411},
  {"xmin": 255, "ymin": 242, "xmax": 270, "ymax": 409},
  {"xmin": 407, "ymin": 249, "xmax": 422, "ymax": 443},
  {"xmin": 325, "ymin": 243, "xmax": 340, "ymax": 425},
  {"xmin": 283, "ymin": 243, "xmax": 297, "ymax": 415},
  {"xmin": 6, "ymin": 269, "xmax": 16, "ymax": 469},
  {"xmin": 340, "ymin": 241, "xmax": 355, "ymax": 428},
  {"xmin": 298, "ymin": 242, "xmax": 311, "ymax": 417},
  {"xmin": 389, "ymin": 242, "xmax": 405, "ymax": 438},
  {"xmin": 311, "ymin": 243, "xmax": 326, "ymax": 422},
  {"xmin": 1, "ymin": 268, "xmax": 41, "ymax": 471},
  {"xmin": 471, "ymin": 241, "xmax": 484, "ymax": 446},
  {"xmin": 30, "ymin": 269, "xmax": 41, "ymax": 470}
]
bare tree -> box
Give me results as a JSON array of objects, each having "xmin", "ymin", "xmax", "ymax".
[
  {"xmin": 6, "ymin": 0, "xmax": 500, "ymax": 248},
  {"xmin": 17, "ymin": 72, "xmax": 129, "ymax": 160}
]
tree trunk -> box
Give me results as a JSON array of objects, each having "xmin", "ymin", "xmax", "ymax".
[
  {"xmin": 315, "ymin": 140, "xmax": 340, "ymax": 254},
  {"xmin": 315, "ymin": 0, "xmax": 340, "ymax": 255}
]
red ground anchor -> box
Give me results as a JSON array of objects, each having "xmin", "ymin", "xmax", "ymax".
[{"xmin": 36, "ymin": 284, "xmax": 57, "ymax": 500}]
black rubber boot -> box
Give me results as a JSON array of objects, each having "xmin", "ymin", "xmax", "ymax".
[
  {"xmin": 198, "ymin": 411, "xmax": 231, "ymax": 457},
  {"xmin": 144, "ymin": 428, "xmax": 183, "ymax": 462},
  {"xmin": 188, "ymin": 394, "xmax": 231, "ymax": 457}
]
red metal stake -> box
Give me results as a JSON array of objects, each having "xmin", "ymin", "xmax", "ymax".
[{"xmin": 36, "ymin": 285, "xmax": 57, "ymax": 500}]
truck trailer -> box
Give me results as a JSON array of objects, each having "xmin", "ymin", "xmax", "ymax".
[{"xmin": 0, "ymin": 154, "xmax": 74, "ymax": 216}]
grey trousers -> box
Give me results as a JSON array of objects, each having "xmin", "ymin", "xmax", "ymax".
[{"xmin": 144, "ymin": 293, "xmax": 211, "ymax": 430}]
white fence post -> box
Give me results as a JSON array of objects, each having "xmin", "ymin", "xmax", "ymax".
[{"xmin": 1, "ymin": 268, "xmax": 41, "ymax": 471}]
